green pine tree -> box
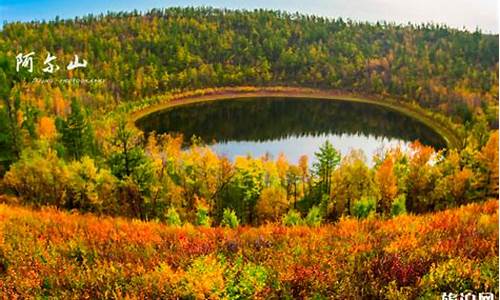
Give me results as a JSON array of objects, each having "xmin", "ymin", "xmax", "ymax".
[
  {"xmin": 0, "ymin": 55, "xmax": 23, "ymax": 164},
  {"xmin": 60, "ymin": 98, "xmax": 95, "ymax": 160},
  {"xmin": 313, "ymin": 140, "xmax": 341, "ymax": 196}
]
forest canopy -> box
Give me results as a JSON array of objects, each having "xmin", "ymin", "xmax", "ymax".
[
  {"xmin": 0, "ymin": 7, "xmax": 498, "ymax": 226},
  {"xmin": 1, "ymin": 7, "xmax": 498, "ymax": 124},
  {"xmin": 0, "ymin": 7, "xmax": 498, "ymax": 298}
]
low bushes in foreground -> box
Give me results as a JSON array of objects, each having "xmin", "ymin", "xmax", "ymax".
[{"xmin": 0, "ymin": 200, "xmax": 497, "ymax": 299}]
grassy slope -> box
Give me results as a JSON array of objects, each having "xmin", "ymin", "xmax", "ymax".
[
  {"xmin": 0, "ymin": 200, "xmax": 497, "ymax": 298},
  {"xmin": 129, "ymin": 86, "xmax": 462, "ymax": 149}
]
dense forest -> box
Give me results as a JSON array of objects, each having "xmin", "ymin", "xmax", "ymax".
[
  {"xmin": 1, "ymin": 7, "xmax": 498, "ymax": 119},
  {"xmin": 0, "ymin": 7, "xmax": 498, "ymax": 225},
  {"xmin": 0, "ymin": 7, "xmax": 498, "ymax": 298}
]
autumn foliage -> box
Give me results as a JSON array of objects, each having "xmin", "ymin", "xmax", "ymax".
[
  {"xmin": 0, "ymin": 7, "xmax": 498, "ymax": 298},
  {"xmin": 0, "ymin": 200, "xmax": 496, "ymax": 299}
]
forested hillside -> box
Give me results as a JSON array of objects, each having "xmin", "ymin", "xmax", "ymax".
[
  {"xmin": 0, "ymin": 8, "xmax": 498, "ymax": 298},
  {"xmin": 1, "ymin": 7, "xmax": 498, "ymax": 123},
  {"xmin": 0, "ymin": 8, "xmax": 498, "ymax": 226}
]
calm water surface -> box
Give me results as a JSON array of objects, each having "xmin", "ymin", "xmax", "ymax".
[{"xmin": 137, "ymin": 97, "xmax": 446, "ymax": 164}]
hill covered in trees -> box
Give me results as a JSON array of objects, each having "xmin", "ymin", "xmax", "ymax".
[
  {"xmin": 0, "ymin": 6, "xmax": 498, "ymax": 225},
  {"xmin": 1, "ymin": 7, "xmax": 498, "ymax": 124},
  {"xmin": 0, "ymin": 7, "xmax": 498, "ymax": 298}
]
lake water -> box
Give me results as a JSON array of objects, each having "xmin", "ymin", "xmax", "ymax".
[{"xmin": 136, "ymin": 97, "xmax": 446, "ymax": 164}]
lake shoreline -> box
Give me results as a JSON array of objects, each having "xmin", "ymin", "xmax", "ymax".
[{"xmin": 130, "ymin": 86, "xmax": 461, "ymax": 149}]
